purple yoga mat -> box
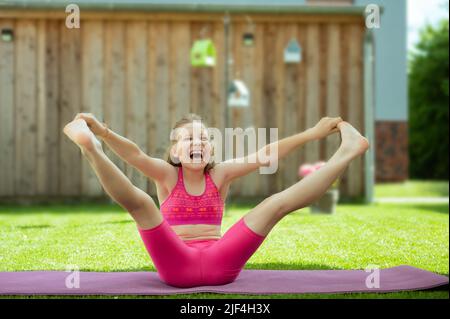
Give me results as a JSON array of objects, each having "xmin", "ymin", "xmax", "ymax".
[{"xmin": 0, "ymin": 266, "xmax": 447, "ymax": 295}]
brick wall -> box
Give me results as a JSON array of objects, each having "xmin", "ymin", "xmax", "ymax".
[{"xmin": 375, "ymin": 121, "xmax": 409, "ymax": 182}]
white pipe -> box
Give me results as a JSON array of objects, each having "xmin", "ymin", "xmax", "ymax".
[{"xmin": 363, "ymin": 30, "xmax": 376, "ymax": 204}]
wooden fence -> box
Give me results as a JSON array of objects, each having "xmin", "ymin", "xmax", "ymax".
[{"xmin": 0, "ymin": 12, "xmax": 366, "ymax": 202}]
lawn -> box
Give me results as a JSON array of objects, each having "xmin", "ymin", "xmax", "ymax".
[
  {"xmin": 0, "ymin": 198, "xmax": 448, "ymax": 299},
  {"xmin": 374, "ymin": 180, "xmax": 449, "ymax": 198}
]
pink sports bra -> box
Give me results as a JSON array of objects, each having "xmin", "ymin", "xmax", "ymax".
[{"xmin": 160, "ymin": 166, "xmax": 224, "ymax": 226}]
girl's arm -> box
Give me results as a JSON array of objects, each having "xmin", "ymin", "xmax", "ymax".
[
  {"xmin": 215, "ymin": 116, "xmax": 342, "ymax": 183},
  {"xmin": 101, "ymin": 129, "xmax": 173, "ymax": 183},
  {"xmin": 74, "ymin": 112, "xmax": 173, "ymax": 183}
]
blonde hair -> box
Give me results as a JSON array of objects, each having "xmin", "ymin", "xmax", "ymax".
[{"xmin": 165, "ymin": 113, "xmax": 215, "ymax": 173}]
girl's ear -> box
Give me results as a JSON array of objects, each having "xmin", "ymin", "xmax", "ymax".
[
  {"xmin": 172, "ymin": 144, "xmax": 179, "ymax": 156},
  {"xmin": 208, "ymin": 144, "xmax": 215, "ymax": 163},
  {"xmin": 169, "ymin": 144, "xmax": 179, "ymax": 163}
]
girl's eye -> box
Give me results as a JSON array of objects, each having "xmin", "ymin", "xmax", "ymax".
[{"xmin": 183, "ymin": 136, "xmax": 208, "ymax": 141}]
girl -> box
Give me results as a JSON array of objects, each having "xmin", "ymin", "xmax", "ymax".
[{"xmin": 63, "ymin": 113, "xmax": 369, "ymax": 288}]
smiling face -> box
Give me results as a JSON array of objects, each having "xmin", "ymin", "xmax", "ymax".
[{"xmin": 170, "ymin": 121, "xmax": 213, "ymax": 172}]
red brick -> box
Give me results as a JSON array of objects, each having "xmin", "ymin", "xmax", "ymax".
[{"xmin": 375, "ymin": 121, "xmax": 409, "ymax": 182}]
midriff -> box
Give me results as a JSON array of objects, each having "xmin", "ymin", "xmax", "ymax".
[{"xmin": 171, "ymin": 224, "xmax": 222, "ymax": 241}]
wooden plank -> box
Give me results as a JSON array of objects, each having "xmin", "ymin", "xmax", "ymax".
[
  {"xmin": 44, "ymin": 20, "xmax": 61, "ymax": 196},
  {"xmin": 0, "ymin": 11, "xmax": 366, "ymax": 24},
  {"xmin": 148, "ymin": 22, "xmax": 171, "ymax": 196},
  {"xmin": 296, "ymin": 23, "xmax": 307, "ymax": 171},
  {"xmin": 304, "ymin": 24, "xmax": 320, "ymax": 164},
  {"xmin": 15, "ymin": 20, "xmax": 37, "ymax": 196},
  {"xmin": 283, "ymin": 23, "xmax": 301, "ymax": 190},
  {"xmin": 325, "ymin": 23, "xmax": 341, "ymax": 160},
  {"xmin": 150, "ymin": 22, "xmax": 170, "ymax": 158},
  {"xmin": 59, "ymin": 22, "xmax": 82, "ymax": 196},
  {"xmin": 36, "ymin": 19, "xmax": 47, "ymax": 195},
  {"xmin": 274, "ymin": 23, "xmax": 286, "ymax": 192},
  {"xmin": 346, "ymin": 24, "xmax": 365, "ymax": 197},
  {"xmin": 228, "ymin": 22, "xmax": 244, "ymax": 196},
  {"xmin": 147, "ymin": 21, "xmax": 157, "ymax": 197},
  {"xmin": 339, "ymin": 24, "xmax": 350, "ymax": 198},
  {"xmin": 35, "ymin": 19, "xmax": 61, "ymax": 196},
  {"xmin": 169, "ymin": 22, "xmax": 191, "ymax": 125},
  {"xmin": 198, "ymin": 24, "xmax": 214, "ymax": 126},
  {"xmin": 125, "ymin": 21, "xmax": 148, "ymax": 191},
  {"xmin": 240, "ymin": 21, "xmax": 258, "ymax": 197},
  {"xmin": 0, "ymin": 19, "xmax": 15, "ymax": 196},
  {"xmin": 81, "ymin": 21, "xmax": 104, "ymax": 196},
  {"xmin": 252, "ymin": 22, "xmax": 267, "ymax": 196},
  {"xmin": 189, "ymin": 22, "xmax": 201, "ymax": 116},
  {"xmin": 229, "ymin": 22, "xmax": 260, "ymax": 197},
  {"xmin": 103, "ymin": 21, "xmax": 126, "ymax": 177},
  {"xmin": 319, "ymin": 24, "xmax": 328, "ymax": 161},
  {"xmin": 211, "ymin": 21, "xmax": 226, "ymax": 133},
  {"xmin": 210, "ymin": 20, "xmax": 226, "ymax": 176},
  {"xmin": 262, "ymin": 22, "xmax": 279, "ymax": 195}
]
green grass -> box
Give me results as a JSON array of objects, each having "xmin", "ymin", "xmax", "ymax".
[
  {"xmin": 0, "ymin": 201, "xmax": 448, "ymax": 299},
  {"xmin": 375, "ymin": 180, "xmax": 449, "ymax": 198}
]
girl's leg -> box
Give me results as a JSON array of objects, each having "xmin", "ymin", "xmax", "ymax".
[
  {"xmin": 63, "ymin": 119, "xmax": 163, "ymax": 230},
  {"xmin": 243, "ymin": 121, "xmax": 369, "ymax": 236},
  {"xmin": 202, "ymin": 121, "xmax": 369, "ymax": 286}
]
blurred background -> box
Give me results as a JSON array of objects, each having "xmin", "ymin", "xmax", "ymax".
[{"xmin": 0, "ymin": 0, "xmax": 448, "ymax": 204}]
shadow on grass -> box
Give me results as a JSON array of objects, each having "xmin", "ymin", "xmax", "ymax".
[
  {"xmin": 370, "ymin": 203, "xmax": 449, "ymax": 215},
  {"xmin": 16, "ymin": 225, "xmax": 51, "ymax": 230},
  {"xmin": 69, "ymin": 262, "xmax": 342, "ymax": 273},
  {"xmin": 8, "ymin": 262, "xmax": 340, "ymax": 274},
  {"xmin": 244, "ymin": 262, "xmax": 342, "ymax": 271},
  {"xmin": 73, "ymin": 263, "xmax": 449, "ymax": 284},
  {"xmin": 0, "ymin": 203, "xmax": 126, "ymax": 215},
  {"xmin": 101, "ymin": 220, "xmax": 134, "ymax": 225},
  {"xmin": 409, "ymin": 204, "xmax": 449, "ymax": 215}
]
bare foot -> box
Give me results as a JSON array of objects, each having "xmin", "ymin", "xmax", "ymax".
[
  {"xmin": 63, "ymin": 119, "xmax": 102, "ymax": 152},
  {"xmin": 337, "ymin": 121, "xmax": 369, "ymax": 158}
]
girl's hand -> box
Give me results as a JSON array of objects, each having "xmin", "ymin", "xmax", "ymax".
[
  {"xmin": 74, "ymin": 113, "xmax": 108, "ymax": 137},
  {"xmin": 308, "ymin": 117, "xmax": 343, "ymax": 140}
]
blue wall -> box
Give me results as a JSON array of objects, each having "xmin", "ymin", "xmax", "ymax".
[{"xmin": 355, "ymin": 0, "xmax": 407, "ymax": 121}]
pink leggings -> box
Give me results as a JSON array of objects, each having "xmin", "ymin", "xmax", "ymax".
[{"xmin": 138, "ymin": 218, "xmax": 266, "ymax": 288}]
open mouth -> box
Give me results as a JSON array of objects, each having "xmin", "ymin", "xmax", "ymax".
[{"xmin": 189, "ymin": 150, "xmax": 203, "ymax": 161}]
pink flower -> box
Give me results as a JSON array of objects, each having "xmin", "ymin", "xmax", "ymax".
[
  {"xmin": 298, "ymin": 161, "xmax": 326, "ymax": 178},
  {"xmin": 299, "ymin": 164, "xmax": 314, "ymax": 177}
]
